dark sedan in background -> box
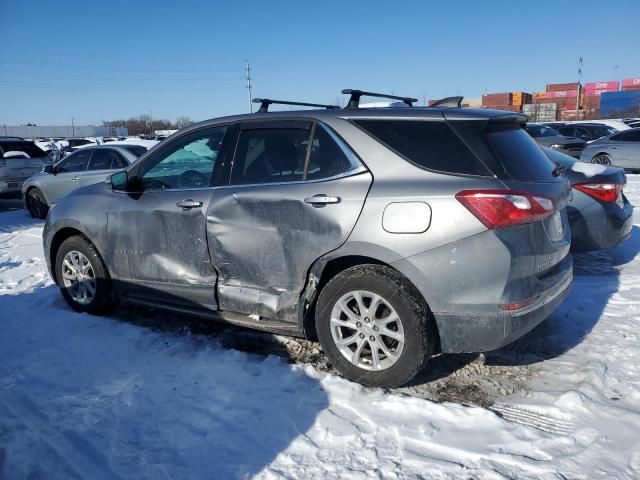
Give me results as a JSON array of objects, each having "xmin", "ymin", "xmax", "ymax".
[
  {"xmin": 525, "ymin": 123, "xmax": 586, "ymax": 158},
  {"xmin": 545, "ymin": 147, "xmax": 633, "ymax": 252}
]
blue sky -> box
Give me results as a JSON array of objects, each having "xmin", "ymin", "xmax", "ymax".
[{"xmin": 1, "ymin": 0, "xmax": 639, "ymax": 125}]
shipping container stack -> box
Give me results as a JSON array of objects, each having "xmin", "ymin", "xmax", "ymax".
[
  {"xmin": 480, "ymin": 92, "xmax": 533, "ymax": 112},
  {"xmin": 583, "ymin": 80, "xmax": 619, "ymax": 118}
]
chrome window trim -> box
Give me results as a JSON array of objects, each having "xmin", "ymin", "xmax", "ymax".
[{"xmin": 112, "ymin": 168, "xmax": 369, "ymax": 194}]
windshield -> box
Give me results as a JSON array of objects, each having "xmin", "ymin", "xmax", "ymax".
[
  {"xmin": 525, "ymin": 124, "xmax": 560, "ymax": 138},
  {"xmin": 0, "ymin": 141, "xmax": 48, "ymax": 158}
]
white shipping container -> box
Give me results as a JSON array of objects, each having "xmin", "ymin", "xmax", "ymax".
[{"xmin": 523, "ymin": 104, "xmax": 557, "ymax": 121}]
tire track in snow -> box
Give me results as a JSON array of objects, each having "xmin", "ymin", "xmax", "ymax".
[{"xmin": 0, "ymin": 392, "xmax": 123, "ymax": 480}]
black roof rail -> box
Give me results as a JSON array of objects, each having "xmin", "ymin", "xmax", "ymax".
[
  {"xmin": 252, "ymin": 98, "xmax": 340, "ymax": 113},
  {"xmin": 342, "ymin": 89, "xmax": 418, "ymax": 109},
  {"xmin": 427, "ymin": 96, "xmax": 464, "ymax": 109}
]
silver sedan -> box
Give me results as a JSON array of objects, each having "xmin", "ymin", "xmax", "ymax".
[
  {"xmin": 22, "ymin": 144, "xmax": 147, "ymax": 218},
  {"xmin": 580, "ymin": 127, "xmax": 640, "ymax": 171}
]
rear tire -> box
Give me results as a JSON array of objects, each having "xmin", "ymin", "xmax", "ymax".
[
  {"xmin": 315, "ymin": 264, "xmax": 435, "ymax": 388},
  {"xmin": 55, "ymin": 236, "xmax": 114, "ymax": 315},
  {"xmin": 25, "ymin": 188, "xmax": 48, "ymax": 219},
  {"xmin": 592, "ymin": 153, "xmax": 611, "ymax": 166}
]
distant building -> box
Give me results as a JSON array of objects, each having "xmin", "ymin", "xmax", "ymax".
[{"xmin": 0, "ymin": 125, "xmax": 128, "ymax": 138}]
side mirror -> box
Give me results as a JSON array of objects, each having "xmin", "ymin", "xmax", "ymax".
[
  {"xmin": 43, "ymin": 165, "xmax": 55, "ymax": 174},
  {"xmin": 108, "ymin": 170, "xmax": 129, "ymax": 191}
]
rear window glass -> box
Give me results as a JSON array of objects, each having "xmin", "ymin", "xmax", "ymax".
[
  {"xmin": 485, "ymin": 126, "xmax": 557, "ymax": 182},
  {"xmin": 0, "ymin": 141, "xmax": 47, "ymax": 158},
  {"xmin": 353, "ymin": 119, "xmax": 490, "ymax": 176}
]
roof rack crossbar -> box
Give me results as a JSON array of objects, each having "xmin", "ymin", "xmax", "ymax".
[
  {"xmin": 427, "ymin": 96, "xmax": 464, "ymax": 109},
  {"xmin": 252, "ymin": 98, "xmax": 340, "ymax": 113},
  {"xmin": 341, "ymin": 89, "xmax": 418, "ymax": 109}
]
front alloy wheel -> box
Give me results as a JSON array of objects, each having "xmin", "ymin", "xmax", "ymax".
[{"xmin": 61, "ymin": 250, "xmax": 96, "ymax": 305}]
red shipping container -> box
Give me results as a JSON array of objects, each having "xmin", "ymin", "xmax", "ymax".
[
  {"xmin": 584, "ymin": 88, "xmax": 616, "ymax": 97},
  {"xmin": 546, "ymin": 90, "xmax": 579, "ymax": 98},
  {"xmin": 546, "ymin": 82, "xmax": 580, "ymax": 92},
  {"xmin": 584, "ymin": 80, "xmax": 619, "ymax": 90},
  {"xmin": 622, "ymin": 78, "xmax": 640, "ymax": 88},
  {"xmin": 584, "ymin": 97, "xmax": 601, "ymax": 109},
  {"xmin": 481, "ymin": 104, "xmax": 521, "ymax": 112}
]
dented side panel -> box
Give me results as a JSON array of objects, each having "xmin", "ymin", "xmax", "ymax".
[{"xmin": 208, "ymin": 172, "xmax": 372, "ymax": 320}]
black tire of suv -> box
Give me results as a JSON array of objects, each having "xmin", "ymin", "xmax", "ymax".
[
  {"xmin": 315, "ymin": 264, "xmax": 436, "ymax": 388},
  {"xmin": 55, "ymin": 236, "xmax": 115, "ymax": 315},
  {"xmin": 26, "ymin": 188, "xmax": 48, "ymax": 219}
]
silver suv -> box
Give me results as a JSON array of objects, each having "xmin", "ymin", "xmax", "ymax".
[{"xmin": 43, "ymin": 91, "xmax": 573, "ymax": 387}]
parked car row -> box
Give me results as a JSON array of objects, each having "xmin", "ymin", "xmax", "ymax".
[
  {"xmin": 35, "ymin": 91, "xmax": 634, "ymax": 388},
  {"xmin": 525, "ymin": 121, "xmax": 640, "ymax": 171}
]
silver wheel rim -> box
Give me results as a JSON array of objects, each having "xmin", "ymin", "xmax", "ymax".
[
  {"xmin": 593, "ymin": 155, "xmax": 610, "ymax": 165},
  {"xmin": 330, "ymin": 290, "xmax": 405, "ymax": 371},
  {"xmin": 61, "ymin": 250, "xmax": 96, "ymax": 305}
]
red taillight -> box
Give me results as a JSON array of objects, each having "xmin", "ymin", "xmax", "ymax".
[
  {"xmin": 499, "ymin": 297, "xmax": 538, "ymax": 311},
  {"xmin": 456, "ymin": 189, "xmax": 555, "ymax": 229},
  {"xmin": 573, "ymin": 183, "xmax": 623, "ymax": 203}
]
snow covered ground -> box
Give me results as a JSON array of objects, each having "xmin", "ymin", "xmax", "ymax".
[{"xmin": 1, "ymin": 178, "xmax": 640, "ymax": 479}]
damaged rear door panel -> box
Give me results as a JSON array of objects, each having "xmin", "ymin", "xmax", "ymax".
[{"xmin": 208, "ymin": 119, "xmax": 372, "ymax": 322}]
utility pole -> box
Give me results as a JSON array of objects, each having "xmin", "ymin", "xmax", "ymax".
[
  {"xmin": 576, "ymin": 57, "xmax": 583, "ymax": 120},
  {"xmin": 71, "ymin": 117, "xmax": 75, "ymax": 137},
  {"xmin": 245, "ymin": 60, "xmax": 253, "ymax": 113}
]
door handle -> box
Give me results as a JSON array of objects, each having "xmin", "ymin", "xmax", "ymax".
[
  {"xmin": 611, "ymin": 146, "xmax": 619, "ymax": 149},
  {"xmin": 176, "ymin": 199, "xmax": 203, "ymax": 210},
  {"xmin": 71, "ymin": 177, "xmax": 79, "ymax": 182},
  {"xmin": 304, "ymin": 194, "xmax": 341, "ymax": 206}
]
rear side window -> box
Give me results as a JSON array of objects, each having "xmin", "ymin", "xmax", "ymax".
[
  {"xmin": 354, "ymin": 119, "xmax": 490, "ymax": 176},
  {"xmin": 306, "ymin": 125, "xmax": 361, "ymax": 180},
  {"xmin": 485, "ymin": 126, "xmax": 556, "ymax": 182}
]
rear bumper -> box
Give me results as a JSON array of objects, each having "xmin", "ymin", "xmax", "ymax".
[
  {"xmin": 567, "ymin": 196, "xmax": 634, "ymax": 252},
  {"xmin": 436, "ymin": 270, "xmax": 572, "ymax": 353},
  {"xmin": 0, "ymin": 178, "xmax": 27, "ymax": 196}
]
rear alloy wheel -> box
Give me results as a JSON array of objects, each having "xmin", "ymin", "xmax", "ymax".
[
  {"xmin": 55, "ymin": 236, "xmax": 114, "ymax": 314},
  {"xmin": 592, "ymin": 154, "xmax": 611, "ymax": 166},
  {"xmin": 26, "ymin": 188, "xmax": 49, "ymax": 219},
  {"xmin": 329, "ymin": 290, "xmax": 405, "ymax": 371},
  {"xmin": 316, "ymin": 264, "xmax": 435, "ymax": 388}
]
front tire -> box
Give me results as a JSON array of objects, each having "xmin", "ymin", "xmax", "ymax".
[
  {"xmin": 25, "ymin": 188, "xmax": 49, "ymax": 219},
  {"xmin": 315, "ymin": 264, "xmax": 435, "ymax": 388},
  {"xmin": 55, "ymin": 236, "xmax": 114, "ymax": 314}
]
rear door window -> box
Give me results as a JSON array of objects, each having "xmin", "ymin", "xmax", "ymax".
[
  {"xmin": 485, "ymin": 125, "xmax": 557, "ymax": 182},
  {"xmin": 231, "ymin": 123, "xmax": 311, "ymax": 185},
  {"xmin": 353, "ymin": 119, "xmax": 490, "ymax": 176},
  {"xmin": 88, "ymin": 149, "xmax": 120, "ymax": 170}
]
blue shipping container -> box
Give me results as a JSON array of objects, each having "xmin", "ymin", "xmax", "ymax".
[{"xmin": 600, "ymin": 91, "xmax": 640, "ymax": 114}]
